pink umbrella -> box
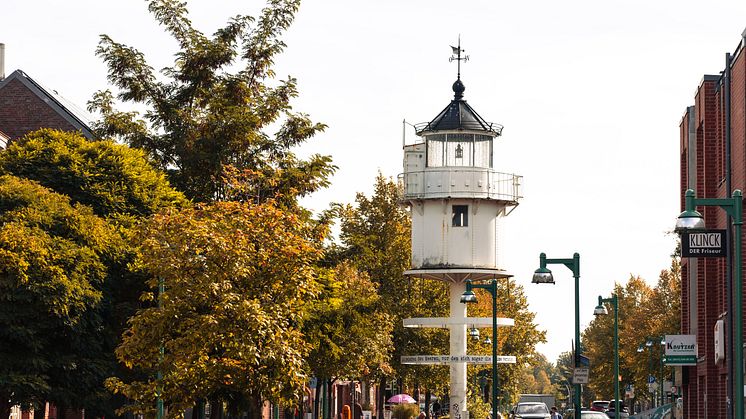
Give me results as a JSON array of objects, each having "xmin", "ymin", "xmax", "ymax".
[{"xmin": 387, "ymin": 394, "xmax": 416, "ymax": 404}]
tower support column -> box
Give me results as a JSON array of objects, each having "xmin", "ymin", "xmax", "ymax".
[{"xmin": 449, "ymin": 282, "xmax": 467, "ymax": 419}]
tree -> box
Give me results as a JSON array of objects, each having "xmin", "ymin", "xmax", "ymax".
[
  {"xmin": 303, "ymin": 262, "xmax": 394, "ymax": 418},
  {"xmin": 581, "ymin": 258, "xmax": 680, "ymax": 407},
  {"xmin": 334, "ymin": 174, "xmax": 451, "ymax": 405},
  {"xmin": 89, "ymin": 0, "xmax": 335, "ymax": 204},
  {"xmin": 0, "ymin": 175, "xmax": 121, "ymax": 418},
  {"xmin": 0, "ymin": 129, "xmax": 187, "ymax": 417},
  {"xmin": 108, "ymin": 201, "xmax": 322, "ymax": 418},
  {"xmin": 465, "ymin": 280, "xmax": 547, "ymax": 408}
]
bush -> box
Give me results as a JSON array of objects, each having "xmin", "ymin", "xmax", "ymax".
[{"xmin": 392, "ymin": 404, "xmax": 419, "ymax": 419}]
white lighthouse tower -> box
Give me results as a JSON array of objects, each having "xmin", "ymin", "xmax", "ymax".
[{"xmin": 401, "ymin": 44, "xmax": 522, "ymax": 419}]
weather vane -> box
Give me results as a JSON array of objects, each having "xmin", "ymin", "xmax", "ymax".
[{"xmin": 449, "ymin": 35, "xmax": 469, "ymax": 80}]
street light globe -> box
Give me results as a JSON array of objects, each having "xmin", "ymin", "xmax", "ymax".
[
  {"xmin": 460, "ymin": 290, "xmax": 478, "ymax": 304},
  {"xmin": 675, "ymin": 209, "xmax": 705, "ymax": 232},
  {"xmin": 469, "ymin": 327, "xmax": 480, "ymax": 340},
  {"xmin": 483, "ymin": 337, "xmax": 492, "ymax": 345},
  {"xmin": 593, "ymin": 304, "xmax": 608, "ymax": 316},
  {"xmin": 532, "ymin": 267, "xmax": 555, "ymax": 284},
  {"xmin": 646, "ymin": 339, "xmax": 653, "ymax": 347},
  {"xmin": 637, "ymin": 345, "xmax": 644, "ymax": 353}
]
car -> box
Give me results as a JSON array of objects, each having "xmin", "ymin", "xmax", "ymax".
[
  {"xmin": 509, "ymin": 402, "xmax": 551, "ymax": 418},
  {"xmin": 589, "ymin": 401, "xmax": 609, "ymax": 412},
  {"xmin": 605, "ymin": 400, "xmax": 629, "ymax": 418},
  {"xmin": 579, "ymin": 412, "xmax": 609, "ymax": 419}
]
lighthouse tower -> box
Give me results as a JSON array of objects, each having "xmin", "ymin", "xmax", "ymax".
[{"xmin": 401, "ymin": 44, "xmax": 522, "ymax": 419}]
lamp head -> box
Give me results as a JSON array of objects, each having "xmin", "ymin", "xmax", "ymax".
[
  {"xmin": 660, "ymin": 337, "xmax": 666, "ymax": 345},
  {"xmin": 532, "ymin": 267, "xmax": 555, "ymax": 284},
  {"xmin": 675, "ymin": 209, "xmax": 705, "ymax": 232},
  {"xmin": 593, "ymin": 303, "xmax": 608, "ymax": 316},
  {"xmin": 460, "ymin": 290, "xmax": 478, "ymax": 304},
  {"xmin": 469, "ymin": 327, "xmax": 480, "ymax": 340},
  {"xmin": 483, "ymin": 336, "xmax": 492, "ymax": 345},
  {"xmin": 645, "ymin": 339, "xmax": 653, "ymax": 347},
  {"xmin": 637, "ymin": 345, "xmax": 644, "ymax": 353}
]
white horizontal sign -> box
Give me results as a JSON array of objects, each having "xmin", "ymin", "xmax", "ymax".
[
  {"xmin": 401, "ymin": 355, "xmax": 516, "ymax": 365},
  {"xmin": 572, "ymin": 367, "xmax": 589, "ymax": 384}
]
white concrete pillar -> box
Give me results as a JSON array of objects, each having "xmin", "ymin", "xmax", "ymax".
[{"xmin": 449, "ymin": 282, "xmax": 468, "ymax": 419}]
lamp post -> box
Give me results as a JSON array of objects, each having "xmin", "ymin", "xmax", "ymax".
[
  {"xmin": 533, "ymin": 252, "xmax": 581, "ymax": 415},
  {"xmin": 157, "ymin": 277, "xmax": 164, "ymax": 419},
  {"xmin": 637, "ymin": 336, "xmax": 666, "ymax": 408},
  {"xmin": 676, "ymin": 189, "xmax": 743, "ymax": 419},
  {"xmin": 461, "ymin": 279, "xmax": 499, "ymax": 419},
  {"xmin": 594, "ymin": 295, "xmax": 619, "ymax": 418}
]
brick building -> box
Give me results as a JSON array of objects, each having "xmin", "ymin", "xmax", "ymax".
[
  {"xmin": 679, "ymin": 29, "xmax": 746, "ymax": 418},
  {"xmin": 0, "ymin": 68, "xmax": 93, "ymax": 141}
]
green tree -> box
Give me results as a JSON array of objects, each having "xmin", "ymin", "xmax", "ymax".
[
  {"xmin": 466, "ymin": 280, "xmax": 547, "ymax": 408},
  {"xmin": 89, "ymin": 0, "xmax": 335, "ymax": 204},
  {"xmin": 108, "ymin": 201, "xmax": 322, "ymax": 418},
  {"xmin": 0, "ymin": 129, "xmax": 187, "ymax": 417},
  {"xmin": 0, "ymin": 175, "xmax": 121, "ymax": 418},
  {"xmin": 303, "ymin": 263, "xmax": 394, "ymax": 417},
  {"xmin": 334, "ymin": 174, "xmax": 450, "ymax": 406}
]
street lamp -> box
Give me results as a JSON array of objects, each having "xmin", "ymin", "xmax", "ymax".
[
  {"xmin": 533, "ymin": 252, "xmax": 581, "ymax": 415},
  {"xmin": 594, "ymin": 295, "xmax": 619, "ymax": 418},
  {"xmin": 461, "ymin": 279, "xmax": 499, "ymax": 419},
  {"xmin": 638, "ymin": 336, "xmax": 666, "ymax": 407},
  {"xmin": 675, "ymin": 188, "xmax": 743, "ymax": 419}
]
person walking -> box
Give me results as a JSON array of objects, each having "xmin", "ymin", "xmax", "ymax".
[{"xmin": 550, "ymin": 406, "xmax": 563, "ymax": 419}]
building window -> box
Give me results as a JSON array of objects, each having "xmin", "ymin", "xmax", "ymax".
[{"xmin": 452, "ymin": 205, "xmax": 468, "ymax": 227}]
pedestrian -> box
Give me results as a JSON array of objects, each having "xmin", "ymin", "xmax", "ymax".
[
  {"xmin": 417, "ymin": 412, "xmax": 426, "ymax": 419},
  {"xmin": 550, "ymin": 406, "xmax": 562, "ymax": 419},
  {"xmin": 431, "ymin": 401, "xmax": 440, "ymax": 419}
]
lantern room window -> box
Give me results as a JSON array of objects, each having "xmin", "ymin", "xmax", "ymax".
[{"xmin": 426, "ymin": 133, "xmax": 492, "ymax": 168}]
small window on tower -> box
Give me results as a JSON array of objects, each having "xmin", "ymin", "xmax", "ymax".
[{"xmin": 452, "ymin": 205, "xmax": 468, "ymax": 227}]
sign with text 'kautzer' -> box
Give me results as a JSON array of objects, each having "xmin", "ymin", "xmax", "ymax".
[
  {"xmin": 664, "ymin": 334, "xmax": 697, "ymax": 366},
  {"xmin": 681, "ymin": 229, "xmax": 726, "ymax": 258}
]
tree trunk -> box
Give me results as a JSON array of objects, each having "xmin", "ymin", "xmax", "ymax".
[
  {"xmin": 314, "ymin": 379, "xmax": 323, "ymax": 419},
  {"xmin": 245, "ymin": 395, "xmax": 262, "ymax": 419},
  {"xmin": 209, "ymin": 398, "xmax": 222, "ymax": 419},
  {"xmin": 424, "ymin": 391, "xmax": 431, "ymax": 419},
  {"xmin": 57, "ymin": 405, "xmax": 67, "ymax": 419},
  {"xmin": 0, "ymin": 397, "xmax": 12, "ymax": 419},
  {"xmin": 326, "ymin": 379, "xmax": 335, "ymax": 419},
  {"xmin": 33, "ymin": 403, "xmax": 46, "ymax": 419},
  {"xmin": 377, "ymin": 377, "xmax": 386, "ymax": 419}
]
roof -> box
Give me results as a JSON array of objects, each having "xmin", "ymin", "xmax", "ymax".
[
  {"xmin": 0, "ymin": 70, "xmax": 94, "ymax": 139},
  {"xmin": 415, "ymin": 78, "xmax": 503, "ymax": 136}
]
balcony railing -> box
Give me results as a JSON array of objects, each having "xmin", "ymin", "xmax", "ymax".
[{"xmin": 398, "ymin": 168, "xmax": 522, "ymax": 202}]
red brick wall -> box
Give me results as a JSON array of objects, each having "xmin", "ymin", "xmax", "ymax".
[
  {"xmin": 0, "ymin": 77, "xmax": 78, "ymax": 140},
  {"xmin": 680, "ymin": 46, "xmax": 746, "ymax": 418}
]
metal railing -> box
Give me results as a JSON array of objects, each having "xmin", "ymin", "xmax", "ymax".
[{"xmin": 398, "ymin": 168, "xmax": 522, "ymax": 202}]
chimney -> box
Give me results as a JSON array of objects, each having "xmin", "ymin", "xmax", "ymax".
[{"xmin": 0, "ymin": 43, "xmax": 4, "ymax": 80}]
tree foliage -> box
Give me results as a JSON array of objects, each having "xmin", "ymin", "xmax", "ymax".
[
  {"xmin": 0, "ymin": 175, "xmax": 121, "ymax": 416},
  {"xmin": 89, "ymin": 0, "xmax": 335, "ymax": 204},
  {"xmin": 303, "ymin": 262, "xmax": 394, "ymax": 383},
  {"xmin": 333, "ymin": 174, "xmax": 450, "ymax": 391},
  {"xmin": 0, "ymin": 129, "xmax": 186, "ymax": 417},
  {"xmin": 582, "ymin": 258, "xmax": 680, "ymax": 406},
  {"xmin": 108, "ymin": 201, "xmax": 323, "ymax": 417}
]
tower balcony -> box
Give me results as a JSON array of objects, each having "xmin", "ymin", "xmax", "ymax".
[{"xmin": 398, "ymin": 167, "xmax": 523, "ymax": 203}]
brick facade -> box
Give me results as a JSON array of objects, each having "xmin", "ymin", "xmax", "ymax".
[
  {"xmin": 0, "ymin": 70, "xmax": 93, "ymax": 141},
  {"xmin": 679, "ymin": 34, "xmax": 746, "ymax": 419}
]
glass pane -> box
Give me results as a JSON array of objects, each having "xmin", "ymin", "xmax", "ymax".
[
  {"xmin": 427, "ymin": 134, "xmax": 445, "ymax": 167},
  {"xmin": 474, "ymin": 135, "xmax": 492, "ymax": 168},
  {"xmin": 446, "ymin": 133, "xmax": 472, "ymax": 166}
]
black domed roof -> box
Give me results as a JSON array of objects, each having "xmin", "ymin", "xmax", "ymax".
[{"xmin": 415, "ymin": 79, "xmax": 502, "ymax": 136}]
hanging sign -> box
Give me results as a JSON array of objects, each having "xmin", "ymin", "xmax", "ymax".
[
  {"xmin": 681, "ymin": 229, "xmax": 727, "ymax": 257},
  {"xmin": 664, "ymin": 334, "xmax": 697, "ymax": 366},
  {"xmin": 400, "ymin": 355, "xmax": 516, "ymax": 365}
]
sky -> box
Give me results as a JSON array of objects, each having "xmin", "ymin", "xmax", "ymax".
[{"xmin": 3, "ymin": 0, "xmax": 746, "ymax": 363}]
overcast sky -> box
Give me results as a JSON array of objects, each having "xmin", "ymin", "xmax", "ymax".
[{"xmin": 4, "ymin": 0, "xmax": 746, "ymax": 363}]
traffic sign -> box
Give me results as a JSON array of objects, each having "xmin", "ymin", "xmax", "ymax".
[
  {"xmin": 648, "ymin": 375, "xmax": 656, "ymax": 384},
  {"xmin": 573, "ymin": 367, "xmax": 589, "ymax": 384}
]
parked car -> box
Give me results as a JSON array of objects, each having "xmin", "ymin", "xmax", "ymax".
[
  {"xmin": 509, "ymin": 402, "xmax": 551, "ymax": 419},
  {"xmin": 590, "ymin": 401, "xmax": 610, "ymax": 412},
  {"xmin": 605, "ymin": 400, "xmax": 629, "ymax": 419}
]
